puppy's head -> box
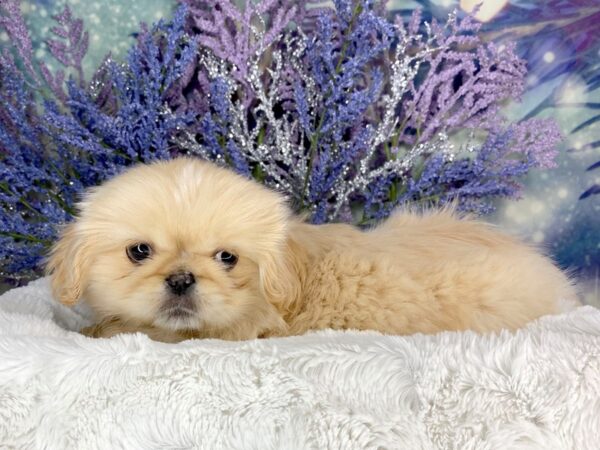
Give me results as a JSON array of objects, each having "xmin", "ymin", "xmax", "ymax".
[{"xmin": 47, "ymin": 158, "xmax": 296, "ymax": 338}]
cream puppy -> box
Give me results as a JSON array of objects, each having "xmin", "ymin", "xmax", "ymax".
[{"xmin": 47, "ymin": 158, "xmax": 578, "ymax": 342}]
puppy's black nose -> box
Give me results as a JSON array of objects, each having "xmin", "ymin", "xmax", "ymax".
[{"xmin": 165, "ymin": 271, "xmax": 196, "ymax": 296}]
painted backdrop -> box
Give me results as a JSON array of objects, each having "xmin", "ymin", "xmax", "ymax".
[{"xmin": 7, "ymin": 0, "xmax": 599, "ymax": 303}]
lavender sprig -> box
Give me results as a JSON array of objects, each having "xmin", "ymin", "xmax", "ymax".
[
  {"xmin": 0, "ymin": 0, "xmax": 36, "ymax": 77},
  {"xmin": 38, "ymin": 5, "xmax": 89, "ymax": 101}
]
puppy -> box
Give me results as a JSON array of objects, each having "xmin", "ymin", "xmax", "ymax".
[{"xmin": 47, "ymin": 158, "xmax": 578, "ymax": 342}]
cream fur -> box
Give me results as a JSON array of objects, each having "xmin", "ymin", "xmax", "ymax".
[{"xmin": 46, "ymin": 158, "xmax": 579, "ymax": 342}]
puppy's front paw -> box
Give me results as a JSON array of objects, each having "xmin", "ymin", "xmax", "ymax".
[
  {"xmin": 79, "ymin": 324, "xmax": 100, "ymax": 337},
  {"xmin": 79, "ymin": 318, "xmax": 189, "ymax": 343},
  {"xmin": 79, "ymin": 317, "xmax": 133, "ymax": 338}
]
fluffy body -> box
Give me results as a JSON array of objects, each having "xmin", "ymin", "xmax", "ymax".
[{"xmin": 47, "ymin": 159, "xmax": 578, "ymax": 342}]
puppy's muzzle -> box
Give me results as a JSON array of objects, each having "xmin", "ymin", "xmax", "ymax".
[
  {"xmin": 163, "ymin": 271, "xmax": 197, "ymax": 319},
  {"xmin": 165, "ymin": 271, "xmax": 195, "ymax": 296}
]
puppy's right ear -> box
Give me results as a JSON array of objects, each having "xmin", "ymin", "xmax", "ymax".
[{"xmin": 46, "ymin": 223, "xmax": 91, "ymax": 305}]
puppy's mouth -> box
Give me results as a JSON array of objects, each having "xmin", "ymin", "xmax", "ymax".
[
  {"xmin": 155, "ymin": 296, "xmax": 199, "ymax": 330},
  {"xmin": 162, "ymin": 306, "xmax": 195, "ymax": 318}
]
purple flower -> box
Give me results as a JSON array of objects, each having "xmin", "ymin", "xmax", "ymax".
[
  {"xmin": 180, "ymin": 0, "xmax": 299, "ymax": 106},
  {"xmin": 44, "ymin": 6, "xmax": 89, "ymax": 90},
  {"xmin": 0, "ymin": 0, "xmax": 36, "ymax": 76},
  {"xmin": 376, "ymin": 118, "xmax": 563, "ymax": 216}
]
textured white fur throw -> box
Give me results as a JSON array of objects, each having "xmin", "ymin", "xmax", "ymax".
[{"xmin": 1, "ymin": 278, "xmax": 599, "ymax": 449}]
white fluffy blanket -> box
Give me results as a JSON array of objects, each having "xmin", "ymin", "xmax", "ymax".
[{"xmin": 1, "ymin": 279, "xmax": 599, "ymax": 449}]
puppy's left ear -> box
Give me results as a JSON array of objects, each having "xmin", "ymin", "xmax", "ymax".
[
  {"xmin": 46, "ymin": 223, "xmax": 92, "ymax": 305},
  {"xmin": 259, "ymin": 239, "xmax": 303, "ymax": 317}
]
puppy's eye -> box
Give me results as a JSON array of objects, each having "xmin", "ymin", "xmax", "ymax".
[
  {"xmin": 127, "ymin": 243, "xmax": 153, "ymax": 263},
  {"xmin": 214, "ymin": 250, "xmax": 238, "ymax": 269}
]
